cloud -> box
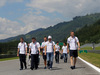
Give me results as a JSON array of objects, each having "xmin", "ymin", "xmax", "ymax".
[
  {"xmin": 19, "ymin": 12, "xmax": 63, "ymax": 33},
  {"xmin": 0, "ymin": 0, "xmax": 24, "ymax": 7},
  {"xmin": 0, "ymin": 0, "xmax": 6, "ymax": 7},
  {"xmin": 1, "ymin": 0, "xmax": 100, "ymax": 39},
  {"xmin": 0, "ymin": 17, "xmax": 24, "ymax": 39},
  {"xmin": 26, "ymin": 0, "xmax": 100, "ymax": 17},
  {"xmin": 0, "ymin": 14, "xmax": 63, "ymax": 39}
]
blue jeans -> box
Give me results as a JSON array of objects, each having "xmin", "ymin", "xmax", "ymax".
[
  {"xmin": 46, "ymin": 52, "xmax": 54, "ymax": 68},
  {"xmin": 63, "ymin": 53, "xmax": 68, "ymax": 62}
]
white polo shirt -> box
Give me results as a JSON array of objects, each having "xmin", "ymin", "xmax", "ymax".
[
  {"xmin": 62, "ymin": 46, "xmax": 67, "ymax": 54},
  {"xmin": 41, "ymin": 41, "xmax": 47, "ymax": 53},
  {"xmin": 67, "ymin": 36, "xmax": 79, "ymax": 50},
  {"xmin": 18, "ymin": 42, "xmax": 27, "ymax": 54},
  {"xmin": 55, "ymin": 44, "xmax": 60, "ymax": 52},
  {"xmin": 29, "ymin": 42, "xmax": 40, "ymax": 54},
  {"xmin": 45, "ymin": 41, "xmax": 55, "ymax": 53}
]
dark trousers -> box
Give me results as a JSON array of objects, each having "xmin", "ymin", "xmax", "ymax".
[
  {"xmin": 37, "ymin": 53, "xmax": 40, "ymax": 65},
  {"xmin": 19, "ymin": 54, "xmax": 27, "ymax": 69},
  {"xmin": 55, "ymin": 51, "xmax": 59, "ymax": 63},
  {"xmin": 31, "ymin": 54, "xmax": 38, "ymax": 69}
]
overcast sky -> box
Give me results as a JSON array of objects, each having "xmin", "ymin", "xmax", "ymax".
[{"xmin": 0, "ymin": 0, "xmax": 100, "ymax": 39}]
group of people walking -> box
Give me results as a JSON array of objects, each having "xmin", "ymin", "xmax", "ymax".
[{"xmin": 17, "ymin": 31, "xmax": 80, "ymax": 70}]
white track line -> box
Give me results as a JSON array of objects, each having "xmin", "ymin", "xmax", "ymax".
[{"xmin": 78, "ymin": 57, "xmax": 100, "ymax": 73}]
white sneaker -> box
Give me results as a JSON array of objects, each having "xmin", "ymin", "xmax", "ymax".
[{"xmin": 50, "ymin": 68, "xmax": 52, "ymax": 70}]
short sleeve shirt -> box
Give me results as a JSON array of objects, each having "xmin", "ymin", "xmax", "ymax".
[
  {"xmin": 18, "ymin": 42, "xmax": 27, "ymax": 54},
  {"xmin": 45, "ymin": 41, "xmax": 55, "ymax": 53},
  {"xmin": 67, "ymin": 36, "xmax": 79, "ymax": 50},
  {"xmin": 41, "ymin": 41, "xmax": 47, "ymax": 53},
  {"xmin": 55, "ymin": 44, "xmax": 60, "ymax": 52},
  {"xmin": 29, "ymin": 42, "xmax": 40, "ymax": 54},
  {"xmin": 62, "ymin": 46, "xmax": 67, "ymax": 54}
]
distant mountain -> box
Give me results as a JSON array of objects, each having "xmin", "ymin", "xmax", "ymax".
[{"xmin": 1, "ymin": 13, "xmax": 100, "ymax": 43}]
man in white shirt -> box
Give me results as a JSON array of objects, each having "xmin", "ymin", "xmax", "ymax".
[
  {"xmin": 67, "ymin": 31, "xmax": 80, "ymax": 69},
  {"xmin": 62, "ymin": 42, "xmax": 68, "ymax": 63},
  {"xmin": 55, "ymin": 41, "xmax": 60, "ymax": 64},
  {"xmin": 41, "ymin": 36, "xmax": 47, "ymax": 69},
  {"xmin": 17, "ymin": 37, "xmax": 27, "ymax": 70},
  {"xmin": 45, "ymin": 35, "xmax": 55, "ymax": 70},
  {"xmin": 29, "ymin": 37, "xmax": 40, "ymax": 70}
]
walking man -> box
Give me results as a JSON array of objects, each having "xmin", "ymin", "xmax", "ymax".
[
  {"xmin": 55, "ymin": 41, "xmax": 60, "ymax": 64},
  {"xmin": 62, "ymin": 42, "xmax": 68, "ymax": 63},
  {"xmin": 41, "ymin": 36, "xmax": 47, "ymax": 69},
  {"xmin": 17, "ymin": 37, "xmax": 27, "ymax": 70},
  {"xmin": 67, "ymin": 31, "xmax": 80, "ymax": 69},
  {"xmin": 29, "ymin": 37, "xmax": 40, "ymax": 70},
  {"xmin": 45, "ymin": 35, "xmax": 55, "ymax": 70}
]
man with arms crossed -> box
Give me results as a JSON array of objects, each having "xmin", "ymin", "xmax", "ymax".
[
  {"xmin": 45, "ymin": 35, "xmax": 55, "ymax": 70},
  {"xmin": 67, "ymin": 31, "xmax": 80, "ymax": 69},
  {"xmin": 29, "ymin": 37, "xmax": 40, "ymax": 70},
  {"xmin": 41, "ymin": 36, "xmax": 47, "ymax": 69},
  {"xmin": 17, "ymin": 37, "xmax": 27, "ymax": 70}
]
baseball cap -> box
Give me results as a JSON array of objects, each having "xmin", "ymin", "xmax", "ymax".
[{"xmin": 48, "ymin": 35, "xmax": 52, "ymax": 39}]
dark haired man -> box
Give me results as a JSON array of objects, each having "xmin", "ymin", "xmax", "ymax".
[
  {"xmin": 17, "ymin": 37, "xmax": 27, "ymax": 70},
  {"xmin": 62, "ymin": 42, "xmax": 68, "ymax": 63},
  {"xmin": 29, "ymin": 37, "xmax": 40, "ymax": 70},
  {"xmin": 55, "ymin": 41, "xmax": 60, "ymax": 64}
]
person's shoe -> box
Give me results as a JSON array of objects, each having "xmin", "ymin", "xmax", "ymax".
[
  {"xmin": 31, "ymin": 68, "xmax": 33, "ymax": 70},
  {"xmin": 30, "ymin": 67, "xmax": 33, "ymax": 70},
  {"xmin": 20, "ymin": 68, "xmax": 23, "ymax": 70},
  {"xmin": 44, "ymin": 67, "xmax": 47, "ymax": 69},
  {"xmin": 73, "ymin": 66, "xmax": 75, "ymax": 69},
  {"xmin": 70, "ymin": 66, "xmax": 74, "ymax": 70},
  {"xmin": 25, "ymin": 67, "xmax": 27, "ymax": 69},
  {"xmin": 50, "ymin": 68, "xmax": 52, "ymax": 70}
]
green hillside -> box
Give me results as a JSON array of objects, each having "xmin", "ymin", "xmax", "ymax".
[
  {"xmin": 25, "ymin": 13, "xmax": 100, "ymax": 42},
  {"xmin": 1, "ymin": 13, "xmax": 100, "ymax": 55},
  {"xmin": 1, "ymin": 13, "xmax": 100, "ymax": 43},
  {"xmin": 75, "ymin": 19, "xmax": 100, "ymax": 44}
]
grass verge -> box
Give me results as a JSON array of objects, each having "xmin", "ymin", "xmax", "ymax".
[
  {"xmin": 81, "ymin": 46, "xmax": 100, "ymax": 50},
  {"xmin": 79, "ymin": 52, "xmax": 100, "ymax": 68},
  {"xmin": 81, "ymin": 47, "xmax": 93, "ymax": 50}
]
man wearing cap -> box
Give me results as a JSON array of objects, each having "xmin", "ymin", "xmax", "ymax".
[
  {"xmin": 17, "ymin": 37, "xmax": 27, "ymax": 70},
  {"xmin": 45, "ymin": 35, "xmax": 55, "ymax": 70},
  {"xmin": 67, "ymin": 31, "xmax": 80, "ymax": 69},
  {"xmin": 29, "ymin": 37, "xmax": 40, "ymax": 70}
]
